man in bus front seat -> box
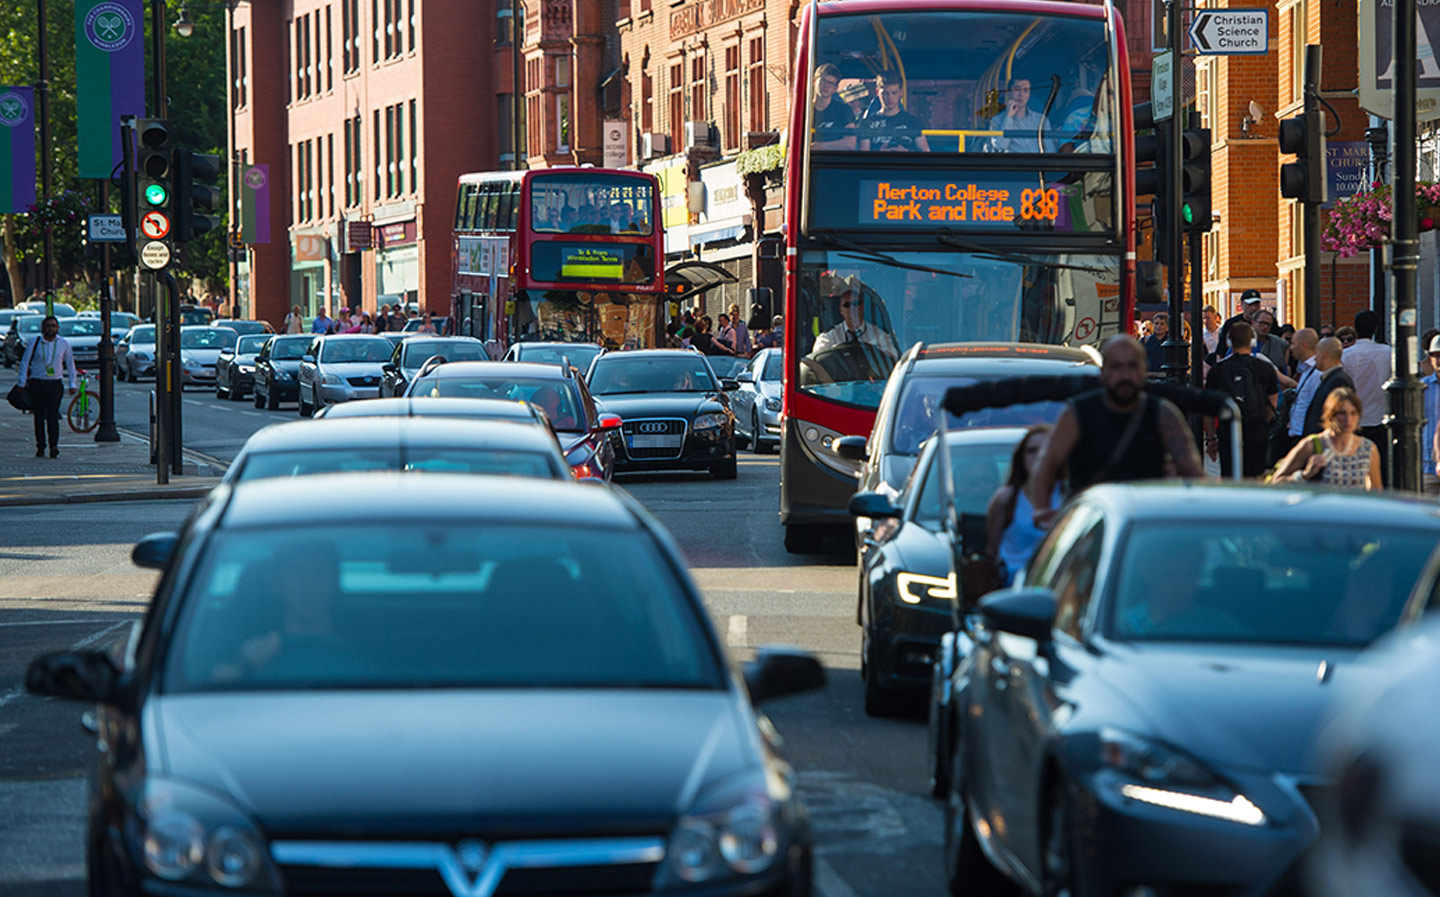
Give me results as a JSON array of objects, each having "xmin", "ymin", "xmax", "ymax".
[
  {"xmin": 812, "ymin": 290, "xmax": 900, "ymax": 356},
  {"xmin": 987, "ymin": 78, "xmax": 1057, "ymax": 153},
  {"xmin": 607, "ymin": 202, "xmax": 635, "ymax": 233},
  {"xmin": 858, "ymin": 71, "xmax": 929, "ymax": 153}
]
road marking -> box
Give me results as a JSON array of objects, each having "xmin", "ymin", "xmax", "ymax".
[
  {"xmin": 0, "ymin": 687, "xmax": 22, "ymax": 712},
  {"xmin": 70, "ymin": 621, "xmax": 129, "ymax": 651},
  {"xmin": 727, "ymin": 614, "xmax": 747, "ymax": 647},
  {"xmin": 0, "ymin": 619, "xmax": 116, "ymax": 628},
  {"xmin": 815, "ymin": 858, "xmax": 861, "ymax": 897}
]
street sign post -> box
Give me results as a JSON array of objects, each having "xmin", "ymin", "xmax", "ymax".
[
  {"xmin": 1152, "ymin": 52, "xmax": 1174, "ymax": 121},
  {"xmin": 87, "ymin": 214, "xmax": 125, "ymax": 243},
  {"xmin": 1189, "ymin": 9, "xmax": 1269, "ymax": 55}
]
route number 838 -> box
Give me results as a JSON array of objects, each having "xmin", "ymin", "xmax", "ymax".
[{"xmin": 1019, "ymin": 188, "xmax": 1060, "ymax": 222}]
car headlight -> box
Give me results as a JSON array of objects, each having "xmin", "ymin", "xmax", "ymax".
[
  {"xmin": 132, "ymin": 351, "xmax": 151, "ymax": 361},
  {"xmin": 237, "ymin": 365, "xmax": 255, "ymax": 374},
  {"xmin": 693, "ymin": 412, "xmax": 728, "ymax": 431},
  {"xmin": 655, "ymin": 776, "xmax": 786, "ymax": 887},
  {"xmin": 181, "ymin": 353, "xmax": 199, "ymax": 368},
  {"xmin": 765, "ymin": 397, "xmax": 781, "ymax": 412},
  {"xmin": 1099, "ymin": 728, "xmax": 1265, "ymax": 826},
  {"xmin": 271, "ymin": 369, "xmax": 291, "ymax": 380},
  {"xmin": 322, "ymin": 372, "xmax": 344, "ymax": 385},
  {"xmin": 897, "ymin": 571, "xmax": 957, "ymax": 604},
  {"xmin": 129, "ymin": 778, "xmax": 279, "ymax": 891}
]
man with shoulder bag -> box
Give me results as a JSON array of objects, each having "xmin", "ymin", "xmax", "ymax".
[
  {"xmin": 16, "ymin": 316, "xmax": 78, "ymax": 458},
  {"xmin": 1204, "ymin": 321, "xmax": 1278, "ymax": 478}
]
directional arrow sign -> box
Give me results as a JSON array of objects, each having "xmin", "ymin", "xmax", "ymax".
[{"xmin": 1190, "ymin": 9, "xmax": 1269, "ymax": 55}]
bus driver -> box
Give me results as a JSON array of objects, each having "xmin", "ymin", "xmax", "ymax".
[{"xmin": 812, "ymin": 290, "xmax": 900, "ymax": 356}]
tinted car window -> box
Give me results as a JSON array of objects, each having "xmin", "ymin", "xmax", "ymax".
[
  {"xmin": 129, "ymin": 325, "xmax": 156, "ymax": 343},
  {"xmin": 760, "ymin": 353, "xmax": 783, "ymax": 381},
  {"xmin": 270, "ymin": 338, "xmax": 309, "ymax": 360},
  {"xmin": 237, "ymin": 448, "xmax": 562, "ymax": 482},
  {"xmin": 411, "ymin": 376, "xmax": 583, "ymax": 430},
  {"xmin": 16, "ymin": 316, "xmax": 44, "ymax": 335},
  {"xmin": 1108, "ymin": 523, "xmax": 1437, "ymax": 646},
  {"xmin": 58, "ymin": 319, "xmax": 104, "ymax": 336},
  {"xmin": 321, "ymin": 339, "xmax": 392, "ymax": 362},
  {"xmin": 182, "ymin": 328, "xmax": 238, "ymax": 349},
  {"xmin": 893, "ymin": 377, "xmax": 1066, "ymax": 455},
  {"xmin": 914, "ymin": 439, "xmax": 1018, "ymax": 523},
  {"xmin": 167, "ymin": 524, "xmax": 721, "ymax": 691},
  {"xmin": 518, "ymin": 345, "xmax": 603, "ymax": 369},
  {"xmin": 402, "ymin": 340, "xmax": 490, "ymax": 366},
  {"xmin": 708, "ymin": 356, "xmax": 749, "ymax": 380},
  {"xmin": 236, "ymin": 335, "xmax": 269, "ymax": 354},
  {"xmin": 589, "ymin": 356, "xmax": 719, "ymax": 395}
]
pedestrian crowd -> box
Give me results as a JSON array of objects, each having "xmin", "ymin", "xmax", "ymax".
[
  {"xmin": 283, "ymin": 303, "xmax": 431, "ymax": 336},
  {"xmin": 666, "ymin": 301, "xmax": 783, "ymax": 360}
]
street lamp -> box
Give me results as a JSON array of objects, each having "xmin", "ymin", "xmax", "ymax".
[{"xmin": 173, "ymin": 5, "xmax": 195, "ymax": 37}]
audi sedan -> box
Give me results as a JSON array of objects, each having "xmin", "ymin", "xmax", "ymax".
[
  {"xmin": 939, "ymin": 483, "xmax": 1440, "ymax": 897},
  {"xmin": 26, "ymin": 474, "xmax": 824, "ymax": 897},
  {"xmin": 297, "ymin": 334, "xmax": 394, "ymax": 415},
  {"xmin": 251, "ymin": 334, "xmax": 311, "ymax": 409},
  {"xmin": 586, "ymin": 350, "xmax": 739, "ymax": 480},
  {"xmin": 216, "ymin": 334, "xmax": 271, "ymax": 400}
]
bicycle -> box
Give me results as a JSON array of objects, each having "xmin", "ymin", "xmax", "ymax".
[{"xmin": 67, "ymin": 369, "xmax": 99, "ymax": 434}]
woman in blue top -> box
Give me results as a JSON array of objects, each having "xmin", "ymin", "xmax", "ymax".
[{"xmin": 985, "ymin": 425, "xmax": 1063, "ymax": 586}]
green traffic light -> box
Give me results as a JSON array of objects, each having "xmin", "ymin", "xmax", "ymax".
[
  {"xmin": 145, "ymin": 183, "xmax": 168, "ymax": 205},
  {"xmin": 1182, "ymin": 203, "xmax": 1195, "ymax": 225}
]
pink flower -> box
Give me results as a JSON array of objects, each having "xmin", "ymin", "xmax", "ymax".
[{"xmin": 1424, "ymin": 217, "xmax": 1436, "ymax": 230}]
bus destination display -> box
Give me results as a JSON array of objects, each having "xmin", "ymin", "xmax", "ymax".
[
  {"xmin": 559, "ymin": 246, "xmax": 624, "ymax": 280},
  {"xmin": 861, "ymin": 179, "xmax": 1059, "ymax": 225}
]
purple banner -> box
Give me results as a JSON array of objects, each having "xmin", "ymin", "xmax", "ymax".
[
  {"xmin": 241, "ymin": 164, "xmax": 271, "ymax": 244},
  {"xmin": 0, "ymin": 87, "xmax": 37, "ymax": 213},
  {"xmin": 76, "ymin": 0, "xmax": 145, "ymax": 179}
]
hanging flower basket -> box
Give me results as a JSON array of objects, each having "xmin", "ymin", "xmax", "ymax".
[{"xmin": 1321, "ymin": 181, "xmax": 1440, "ymax": 258}]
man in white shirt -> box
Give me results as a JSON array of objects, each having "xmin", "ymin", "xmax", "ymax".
[
  {"xmin": 812, "ymin": 290, "xmax": 899, "ymax": 356},
  {"xmin": 1342, "ymin": 309, "xmax": 1393, "ymax": 484},
  {"xmin": 987, "ymin": 78, "xmax": 1056, "ymax": 153},
  {"xmin": 17, "ymin": 315, "xmax": 79, "ymax": 458}
]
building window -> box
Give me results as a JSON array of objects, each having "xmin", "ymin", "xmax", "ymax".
[
  {"xmin": 326, "ymin": 133, "xmax": 335, "ymax": 217},
  {"xmin": 343, "ymin": 123, "xmax": 354, "ymax": 207},
  {"xmin": 324, "ymin": 5, "xmax": 333, "ymax": 91},
  {"xmin": 407, "ymin": 0, "xmax": 415, "ymax": 53},
  {"xmin": 395, "ymin": 103, "xmax": 406, "ymax": 194},
  {"xmin": 232, "ymin": 26, "xmax": 248, "ymax": 109},
  {"xmin": 747, "ymin": 35, "xmax": 765, "ymax": 132},
  {"xmin": 342, "ymin": 0, "xmax": 359, "ymax": 72},
  {"xmin": 373, "ymin": 109, "xmax": 382, "ymax": 200},
  {"xmin": 385, "ymin": 105, "xmax": 395, "ymax": 198},
  {"xmin": 347, "ymin": 115, "xmax": 363, "ymax": 207},
  {"xmin": 642, "ymin": 61, "xmax": 653, "ymax": 133},
  {"xmin": 689, "ymin": 55, "xmax": 705, "ymax": 125},
  {"xmin": 557, "ymin": 92, "xmax": 571, "ymax": 153},
  {"xmin": 372, "ymin": 0, "xmax": 380, "ymax": 65},
  {"xmin": 724, "ymin": 44, "xmax": 740, "ymax": 150},
  {"xmin": 669, "ymin": 60, "xmax": 684, "ymax": 151},
  {"xmin": 301, "ymin": 15, "xmax": 312, "ymax": 98},
  {"xmin": 409, "ymin": 99, "xmax": 418, "ymax": 192}
]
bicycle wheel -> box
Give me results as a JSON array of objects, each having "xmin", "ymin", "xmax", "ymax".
[{"xmin": 68, "ymin": 391, "xmax": 99, "ymax": 433}]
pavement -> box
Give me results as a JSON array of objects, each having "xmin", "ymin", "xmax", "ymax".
[{"xmin": 0, "ymin": 401, "xmax": 224, "ymax": 507}]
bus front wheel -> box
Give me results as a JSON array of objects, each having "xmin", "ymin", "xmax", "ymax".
[{"xmin": 784, "ymin": 525, "xmax": 823, "ymax": 555}]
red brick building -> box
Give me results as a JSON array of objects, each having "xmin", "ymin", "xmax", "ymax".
[{"xmin": 230, "ymin": 0, "xmax": 514, "ymax": 326}]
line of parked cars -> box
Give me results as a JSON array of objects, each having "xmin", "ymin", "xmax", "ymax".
[{"xmin": 832, "ymin": 338, "xmax": 1440, "ymax": 897}]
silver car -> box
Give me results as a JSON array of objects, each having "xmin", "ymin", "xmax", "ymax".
[
  {"xmin": 732, "ymin": 348, "xmax": 783, "ymax": 453},
  {"xmin": 56, "ymin": 317, "xmax": 107, "ymax": 368},
  {"xmin": 179, "ymin": 326, "xmax": 238, "ymax": 386},
  {"xmin": 116, "ymin": 324, "xmax": 157, "ymax": 381},
  {"xmin": 297, "ymin": 334, "xmax": 393, "ymax": 416}
]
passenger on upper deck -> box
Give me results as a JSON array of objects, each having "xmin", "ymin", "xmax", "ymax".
[
  {"xmin": 606, "ymin": 201, "xmax": 637, "ymax": 234},
  {"xmin": 859, "ymin": 71, "xmax": 930, "ymax": 153},
  {"xmin": 987, "ymin": 78, "xmax": 1057, "ymax": 153},
  {"xmin": 812, "ymin": 63, "xmax": 857, "ymax": 150}
]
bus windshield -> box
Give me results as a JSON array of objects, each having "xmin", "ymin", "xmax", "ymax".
[
  {"xmin": 809, "ymin": 11, "xmax": 1115, "ymax": 156},
  {"xmin": 530, "ymin": 174, "xmax": 656, "ymax": 235},
  {"xmin": 796, "ymin": 249, "xmax": 1119, "ymax": 409},
  {"xmin": 511, "ymin": 289, "xmax": 662, "ymax": 350}
]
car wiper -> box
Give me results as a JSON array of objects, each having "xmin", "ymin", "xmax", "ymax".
[
  {"xmin": 596, "ymin": 389, "xmax": 652, "ymax": 395},
  {"xmin": 935, "ymin": 228, "xmax": 1112, "ymax": 276},
  {"xmin": 818, "ymin": 230, "xmax": 972, "ymax": 279}
]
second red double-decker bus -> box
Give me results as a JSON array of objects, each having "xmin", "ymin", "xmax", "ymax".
[
  {"xmin": 780, "ymin": 0, "xmax": 1136, "ymax": 552},
  {"xmin": 451, "ymin": 167, "xmax": 666, "ymax": 353}
]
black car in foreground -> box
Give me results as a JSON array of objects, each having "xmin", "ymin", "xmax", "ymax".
[
  {"xmin": 251, "ymin": 334, "xmax": 312, "ymax": 409},
  {"xmin": 849, "ymin": 427, "xmax": 1027, "ymax": 717},
  {"xmin": 27, "ymin": 474, "xmax": 824, "ymax": 897},
  {"xmin": 587, "ymin": 350, "xmax": 739, "ymax": 479},
  {"xmin": 939, "ymin": 482, "xmax": 1440, "ymax": 897}
]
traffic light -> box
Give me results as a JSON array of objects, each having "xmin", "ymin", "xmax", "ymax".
[
  {"xmin": 1279, "ymin": 111, "xmax": 1327, "ymax": 203},
  {"xmin": 1134, "ymin": 103, "xmax": 1172, "ymax": 266},
  {"xmin": 1179, "ymin": 127, "xmax": 1212, "ymax": 233},
  {"xmin": 173, "ymin": 150, "xmax": 223, "ymax": 243},
  {"xmin": 134, "ymin": 118, "xmax": 174, "ymax": 269}
]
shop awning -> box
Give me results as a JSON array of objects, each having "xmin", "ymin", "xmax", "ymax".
[{"xmin": 664, "ymin": 260, "xmax": 738, "ymax": 300}]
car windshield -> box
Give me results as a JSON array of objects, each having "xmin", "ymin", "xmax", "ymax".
[
  {"xmin": 270, "ymin": 339, "xmax": 310, "ymax": 360},
  {"xmin": 518, "ymin": 344, "xmax": 603, "ymax": 368},
  {"xmin": 760, "ymin": 353, "xmax": 784, "ymax": 381},
  {"xmin": 181, "ymin": 328, "xmax": 238, "ymax": 349},
  {"xmin": 237, "ymin": 447, "xmax": 563, "ymax": 482},
  {"xmin": 411, "ymin": 376, "xmax": 584, "ymax": 430},
  {"xmin": 129, "ymin": 325, "xmax": 155, "ymax": 344},
  {"xmin": 589, "ymin": 356, "xmax": 719, "ymax": 395},
  {"xmin": 236, "ymin": 335, "xmax": 269, "ymax": 354},
  {"xmin": 321, "ymin": 339, "xmax": 392, "ymax": 362},
  {"xmin": 402, "ymin": 340, "xmax": 490, "ymax": 366},
  {"xmin": 58, "ymin": 319, "xmax": 104, "ymax": 336},
  {"xmin": 914, "ymin": 437, "xmax": 1022, "ymax": 521},
  {"xmin": 165, "ymin": 524, "xmax": 722, "ymax": 691},
  {"xmin": 892, "ymin": 376, "xmax": 1069, "ymax": 454},
  {"xmin": 708, "ymin": 356, "xmax": 749, "ymax": 380},
  {"xmin": 17, "ymin": 316, "xmax": 44, "ymax": 334},
  {"xmin": 1107, "ymin": 523, "xmax": 1438, "ymax": 647},
  {"xmin": 217, "ymin": 321, "xmax": 269, "ymax": 335}
]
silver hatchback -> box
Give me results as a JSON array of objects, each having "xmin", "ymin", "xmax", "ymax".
[{"xmin": 296, "ymin": 334, "xmax": 393, "ymax": 416}]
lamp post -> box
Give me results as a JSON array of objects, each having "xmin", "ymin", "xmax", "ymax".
[{"xmin": 512, "ymin": 0, "xmax": 527, "ymax": 170}]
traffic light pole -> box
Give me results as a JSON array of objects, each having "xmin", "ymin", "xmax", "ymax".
[
  {"xmin": 152, "ymin": 271, "xmax": 169, "ymax": 485},
  {"xmin": 1301, "ymin": 46, "xmax": 1322, "ymax": 327},
  {"xmin": 1163, "ymin": 0, "xmax": 1187, "ymax": 385},
  {"xmin": 164, "ymin": 271, "xmax": 183, "ymax": 475},
  {"xmin": 1386, "ymin": 0, "xmax": 1422, "ymax": 493},
  {"xmin": 96, "ymin": 179, "xmax": 120, "ymax": 443}
]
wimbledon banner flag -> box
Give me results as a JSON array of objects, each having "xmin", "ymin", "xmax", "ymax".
[
  {"xmin": 76, "ymin": 0, "xmax": 145, "ymax": 179},
  {"xmin": 0, "ymin": 87, "xmax": 36, "ymax": 213},
  {"xmin": 241, "ymin": 165, "xmax": 272, "ymax": 244}
]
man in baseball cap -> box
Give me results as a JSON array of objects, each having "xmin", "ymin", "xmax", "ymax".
[{"xmin": 1208, "ymin": 288, "xmax": 1265, "ymax": 365}]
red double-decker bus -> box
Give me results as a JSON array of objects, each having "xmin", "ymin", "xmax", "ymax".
[
  {"xmin": 451, "ymin": 167, "xmax": 666, "ymax": 353},
  {"xmin": 780, "ymin": 0, "xmax": 1137, "ymax": 551}
]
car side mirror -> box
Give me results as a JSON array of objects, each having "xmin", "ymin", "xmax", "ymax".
[
  {"xmin": 131, "ymin": 532, "xmax": 179, "ymax": 570},
  {"xmin": 978, "ymin": 588, "xmax": 1057, "ymax": 642},
  {"xmin": 26, "ymin": 650, "xmax": 124, "ymax": 705},
  {"xmin": 721, "ymin": 379, "xmax": 740, "ymax": 391},
  {"xmin": 382, "ymin": 362, "xmax": 397, "ymax": 373},
  {"xmin": 597, "ymin": 413, "xmax": 623, "ymax": 430},
  {"xmin": 743, "ymin": 645, "xmax": 826, "ymax": 704},
  {"xmin": 848, "ymin": 491, "xmax": 899, "ymax": 519},
  {"xmin": 736, "ymin": 371, "xmax": 754, "ymax": 383},
  {"xmin": 835, "ymin": 435, "xmax": 869, "ymax": 461}
]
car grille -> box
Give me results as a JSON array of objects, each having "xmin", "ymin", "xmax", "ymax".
[
  {"xmin": 621, "ymin": 418, "xmax": 688, "ymax": 460},
  {"xmin": 348, "ymin": 375, "xmax": 380, "ymax": 387},
  {"xmin": 272, "ymin": 837, "xmax": 664, "ymax": 897}
]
